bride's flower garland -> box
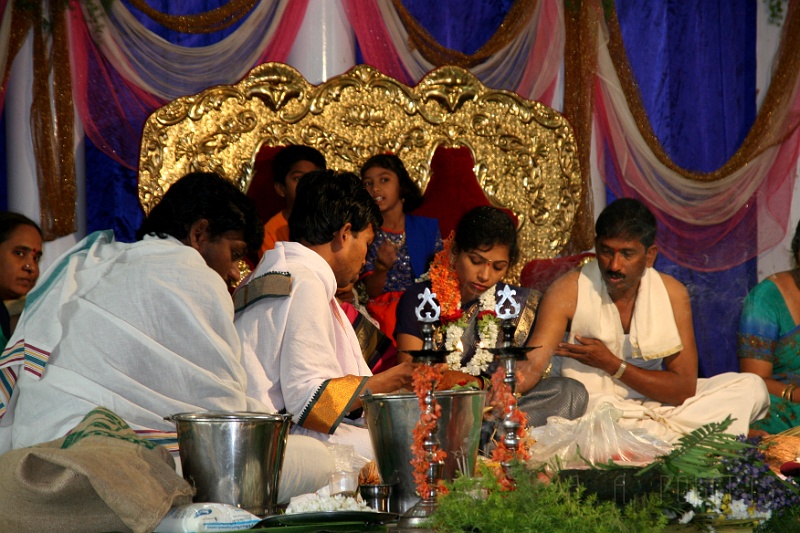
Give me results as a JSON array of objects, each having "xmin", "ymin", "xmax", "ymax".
[{"xmin": 427, "ymin": 239, "xmax": 500, "ymax": 376}]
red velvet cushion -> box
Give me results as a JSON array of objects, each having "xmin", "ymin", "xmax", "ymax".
[
  {"xmin": 246, "ymin": 145, "xmax": 286, "ymax": 225},
  {"xmin": 520, "ymin": 252, "xmax": 596, "ymax": 293},
  {"xmin": 414, "ymin": 146, "xmax": 517, "ymax": 236}
]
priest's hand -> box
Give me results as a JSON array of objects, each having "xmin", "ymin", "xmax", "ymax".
[{"xmin": 364, "ymin": 361, "xmax": 418, "ymax": 394}]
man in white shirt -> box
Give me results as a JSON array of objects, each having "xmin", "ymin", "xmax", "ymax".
[{"xmin": 235, "ymin": 170, "xmax": 416, "ymax": 460}]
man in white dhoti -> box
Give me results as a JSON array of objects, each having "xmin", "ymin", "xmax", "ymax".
[
  {"xmin": 0, "ymin": 172, "xmax": 333, "ymax": 502},
  {"xmin": 234, "ymin": 170, "xmax": 417, "ymax": 460},
  {"xmin": 519, "ymin": 198, "xmax": 768, "ymax": 442}
]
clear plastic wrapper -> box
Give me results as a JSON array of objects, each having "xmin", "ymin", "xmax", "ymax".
[{"xmin": 528, "ymin": 402, "xmax": 671, "ymax": 469}]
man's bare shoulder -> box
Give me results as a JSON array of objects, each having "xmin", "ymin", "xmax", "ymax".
[
  {"xmin": 656, "ymin": 270, "xmax": 691, "ymax": 305},
  {"xmin": 539, "ymin": 268, "xmax": 581, "ymax": 319},
  {"xmin": 546, "ymin": 268, "xmax": 581, "ymax": 295}
]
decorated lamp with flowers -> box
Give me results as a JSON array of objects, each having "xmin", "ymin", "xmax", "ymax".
[
  {"xmin": 486, "ymin": 284, "xmax": 535, "ymax": 485},
  {"xmin": 401, "ymin": 287, "xmax": 450, "ymax": 528}
]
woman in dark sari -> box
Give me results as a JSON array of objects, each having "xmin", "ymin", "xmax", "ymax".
[{"xmin": 395, "ymin": 206, "xmax": 587, "ymax": 427}]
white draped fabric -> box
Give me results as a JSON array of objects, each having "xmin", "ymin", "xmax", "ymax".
[
  {"xmin": 84, "ymin": 0, "xmax": 289, "ymax": 100},
  {"xmin": 372, "ymin": 0, "xmax": 564, "ymax": 103}
]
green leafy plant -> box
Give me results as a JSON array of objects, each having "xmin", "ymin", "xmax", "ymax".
[
  {"xmin": 638, "ymin": 416, "xmax": 751, "ymax": 486},
  {"xmin": 428, "ymin": 462, "xmax": 667, "ymax": 533}
]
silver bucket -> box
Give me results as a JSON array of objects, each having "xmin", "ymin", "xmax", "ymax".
[
  {"xmin": 166, "ymin": 411, "xmax": 291, "ymax": 516},
  {"xmin": 362, "ymin": 390, "xmax": 486, "ymax": 514}
]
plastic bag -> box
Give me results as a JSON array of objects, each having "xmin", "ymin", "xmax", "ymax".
[
  {"xmin": 324, "ymin": 442, "xmax": 369, "ymax": 473},
  {"xmin": 153, "ymin": 503, "xmax": 260, "ymax": 532},
  {"xmin": 527, "ymin": 402, "xmax": 671, "ymax": 469}
]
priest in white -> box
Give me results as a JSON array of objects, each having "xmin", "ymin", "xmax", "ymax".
[{"xmin": 0, "ymin": 173, "xmax": 333, "ymax": 502}]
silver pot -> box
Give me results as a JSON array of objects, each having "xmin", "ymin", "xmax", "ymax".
[
  {"xmin": 362, "ymin": 390, "xmax": 486, "ymax": 514},
  {"xmin": 165, "ymin": 411, "xmax": 291, "ymax": 516}
]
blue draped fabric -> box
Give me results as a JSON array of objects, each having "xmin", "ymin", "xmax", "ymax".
[
  {"xmin": 86, "ymin": 1, "xmax": 251, "ymax": 238},
  {"xmin": 401, "ymin": 0, "xmax": 515, "ymax": 55},
  {"xmin": 85, "ymin": 140, "xmax": 142, "ymax": 242},
  {"xmin": 613, "ymin": 0, "xmax": 757, "ymax": 377}
]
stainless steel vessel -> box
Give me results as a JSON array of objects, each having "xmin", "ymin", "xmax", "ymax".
[
  {"xmin": 166, "ymin": 411, "xmax": 291, "ymax": 516},
  {"xmin": 362, "ymin": 390, "xmax": 486, "ymax": 514}
]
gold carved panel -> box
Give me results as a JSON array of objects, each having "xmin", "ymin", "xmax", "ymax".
[{"xmin": 138, "ymin": 63, "xmax": 581, "ymax": 282}]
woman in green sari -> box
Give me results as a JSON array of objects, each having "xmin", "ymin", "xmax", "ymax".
[{"xmin": 738, "ymin": 220, "xmax": 800, "ymax": 433}]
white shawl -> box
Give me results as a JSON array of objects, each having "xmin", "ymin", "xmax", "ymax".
[
  {"xmin": 235, "ymin": 242, "xmax": 370, "ymax": 430},
  {"xmin": 561, "ymin": 260, "xmax": 683, "ymax": 400}
]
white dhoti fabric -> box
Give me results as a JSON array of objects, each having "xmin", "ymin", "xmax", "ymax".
[
  {"xmin": 560, "ymin": 260, "xmax": 768, "ymax": 442},
  {"xmin": 235, "ymin": 242, "xmax": 374, "ymax": 460},
  {"xmin": 0, "ymin": 231, "xmax": 332, "ymax": 502}
]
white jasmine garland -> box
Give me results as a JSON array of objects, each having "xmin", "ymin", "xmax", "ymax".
[{"xmin": 444, "ymin": 288, "xmax": 499, "ymax": 376}]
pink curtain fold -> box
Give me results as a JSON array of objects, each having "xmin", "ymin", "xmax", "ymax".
[
  {"xmin": 593, "ymin": 22, "xmax": 800, "ymax": 271},
  {"xmin": 343, "ymin": 0, "xmax": 561, "ymax": 106},
  {"xmin": 67, "ymin": 0, "xmax": 309, "ymax": 170},
  {"xmin": 342, "ymin": 0, "xmax": 413, "ymax": 84},
  {"xmin": 69, "ymin": 6, "xmax": 165, "ymax": 169}
]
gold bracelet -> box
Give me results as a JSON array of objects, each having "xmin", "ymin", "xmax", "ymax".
[
  {"xmin": 612, "ymin": 361, "xmax": 627, "ymax": 379},
  {"xmin": 782, "ymin": 383, "xmax": 797, "ymax": 402}
]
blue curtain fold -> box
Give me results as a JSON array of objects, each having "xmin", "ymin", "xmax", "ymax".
[
  {"xmin": 85, "ymin": 139, "xmax": 142, "ymax": 242},
  {"xmin": 614, "ymin": 0, "xmax": 757, "ymax": 376},
  {"xmin": 401, "ymin": 0, "xmax": 516, "ymax": 55},
  {"xmin": 86, "ymin": 1, "xmax": 246, "ymax": 237}
]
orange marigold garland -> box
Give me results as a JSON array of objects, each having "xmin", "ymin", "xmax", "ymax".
[
  {"xmin": 427, "ymin": 235, "xmax": 462, "ymax": 323},
  {"xmin": 410, "ymin": 363, "xmax": 448, "ymax": 499},
  {"xmin": 489, "ymin": 366, "xmax": 530, "ymax": 491},
  {"xmin": 429, "ymin": 235, "xmax": 499, "ymax": 376}
]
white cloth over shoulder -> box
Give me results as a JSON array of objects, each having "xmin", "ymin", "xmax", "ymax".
[
  {"xmin": 561, "ymin": 260, "xmax": 683, "ymax": 402},
  {"xmin": 235, "ymin": 242, "xmax": 373, "ymax": 459},
  {"xmin": 0, "ymin": 231, "xmax": 333, "ymax": 502},
  {"xmin": 0, "ymin": 232, "xmax": 266, "ymax": 451},
  {"xmin": 560, "ymin": 260, "xmax": 768, "ymax": 442}
]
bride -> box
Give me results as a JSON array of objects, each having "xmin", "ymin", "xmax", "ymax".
[{"xmin": 395, "ymin": 206, "xmax": 587, "ymax": 427}]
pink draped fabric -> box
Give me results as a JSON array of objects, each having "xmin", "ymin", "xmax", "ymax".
[
  {"xmin": 593, "ymin": 46, "xmax": 800, "ymax": 271},
  {"xmin": 515, "ymin": 0, "xmax": 561, "ymax": 104},
  {"xmin": 67, "ymin": 0, "xmax": 309, "ymax": 170},
  {"xmin": 342, "ymin": 0, "xmax": 560, "ymax": 105},
  {"xmin": 342, "ymin": 0, "xmax": 413, "ymax": 84}
]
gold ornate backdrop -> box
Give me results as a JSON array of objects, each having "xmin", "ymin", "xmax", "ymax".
[{"xmin": 138, "ymin": 63, "xmax": 581, "ymax": 282}]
